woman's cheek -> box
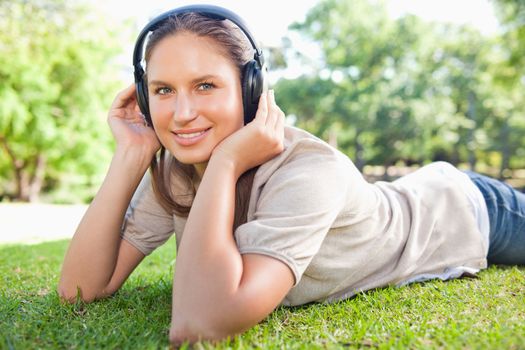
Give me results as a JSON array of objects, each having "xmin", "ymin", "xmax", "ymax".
[
  {"xmin": 205, "ymin": 93, "xmax": 243, "ymax": 128},
  {"xmin": 150, "ymin": 101, "xmax": 171, "ymax": 129}
]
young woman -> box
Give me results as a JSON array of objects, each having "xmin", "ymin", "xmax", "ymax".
[{"xmin": 59, "ymin": 5, "xmax": 525, "ymax": 345}]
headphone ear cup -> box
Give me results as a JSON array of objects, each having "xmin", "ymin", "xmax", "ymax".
[
  {"xmin": 242, "ymin": 60, "xmax": 265, "ymax": 124},
  {"xmin": 136, "ymin": 76, "xmax": 152, "ymax": 125}
]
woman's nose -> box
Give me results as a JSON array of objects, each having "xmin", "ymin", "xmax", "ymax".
[{"xmin": 172, "ymin": 93, "xmax": 197, "ymax": 123}]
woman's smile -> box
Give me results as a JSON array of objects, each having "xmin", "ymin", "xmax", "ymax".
[{"xmin": 172, "ymin": 127, "xmax": 211, "ymax": 146}]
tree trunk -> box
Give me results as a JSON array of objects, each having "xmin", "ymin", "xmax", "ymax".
[
  {"xmin": 0, "ymin": 135, "xmax": 45, "ymax": 202},
  {"xmin": 29, "ymin": 154, "xmax": 46, "ymax": 202},
  {"xmin": 382, "ymin": 160, "xmax": 395, "ymax": 181},
  {"xmin": 1, "ymin": 135, "xmax": 25, "ymax": 201},
  {"xmin": 354, "ymin": 129, "xmax": 365, "ymax": 172},
  {"xmin": 499, "ymin": 119, "xmax": 511, "ymax": 180},
  {"xmin": 467, "ymin": 91, "xmax": 477, "ymax": 171},
  {"xmin": 16, "ymin": 166, "xmax": 31, "ymax": 201}
]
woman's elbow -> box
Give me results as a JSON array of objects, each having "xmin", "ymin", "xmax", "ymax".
[
  {"xmin": 57, "ymin": 281, "xmax": 103, "ymax": 304},
  {"xmin": 168, "ymin": 316, "xmax": 236, "ymax": 346},
  {"xmin": 168, "ymin": 324, "xmax": 198, "ymax": 347},
  {"xmin": 169, "ymin": 323, "xmax": 206, "ymax": 346}
]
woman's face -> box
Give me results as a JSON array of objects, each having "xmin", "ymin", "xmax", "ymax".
[{"xmin": 147, "ymin": 32, "xmax": 244, "ymax": 170}]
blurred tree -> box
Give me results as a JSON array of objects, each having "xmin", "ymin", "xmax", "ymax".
[
  {"xmin": 492, "ymin": 0, "xmax": 525, "ymax": 66},
  {"xmin": 489, "ymin": 0, "xmax": 525, "ymax": 178},
  {"xmin": 276, "ymin": 0, "xmax": 524, "ymax": 177},
  {"xmin": 277, "ymin": 0, "xmax": 435, "ymax": 171},
  {"xmin": 275, "ymin": 75, "xmax": 337, "ymax": 136},
  {"xmin": 423, "ymin": 25, "xmax": 493, "ymax": 169},
  {"xmin": 0, "ymin": 0, "xmax": 125, "ymax": 202},
  {"xmin": 480, "ymin": 41, "xmax": 525, "ymax": 178}
]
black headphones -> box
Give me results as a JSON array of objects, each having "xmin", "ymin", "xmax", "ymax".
[{"xmin": 132, "ymin": 4, "xmax": 266, "ymax": 126}]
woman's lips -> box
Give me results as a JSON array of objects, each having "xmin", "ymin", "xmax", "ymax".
[{"xmin": 172, "ymin": 128, "xmax": 211, "ymax": 146}]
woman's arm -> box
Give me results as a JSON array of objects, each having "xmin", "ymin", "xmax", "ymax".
[
  {"xmin": 58, "ymin": 149, "xmax": 148, "ymax": 302},
  {"xmin": 58, "ymin": 84, "xmax": 160, "ymax": 302},
  {"xmin": 169, "ymin": 91, "xmax": 294, "ymax": 344}
]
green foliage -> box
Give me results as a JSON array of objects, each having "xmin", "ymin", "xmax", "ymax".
[
  {"xmin": 492, "ymin": 0, "xmax": 525, "ymax": 66},
  {"xmin": 1, "ymin": 237, "xmax": 524, "ymax": 349},
  {"xmin": 276, "ymin": 0, "xmax": 525, "ymax": 176},
  {"xmin": 280, "ymin": 0, "xmax": 443, "ymax": 169},
  {"xmin": 0, "ymin": 0, "xmax": 125, "ymax": 202}
]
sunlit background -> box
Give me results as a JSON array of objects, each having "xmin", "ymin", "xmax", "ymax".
[
  {"xmin": 95, "ymin": 0, "xmax": 501, "ymax": 81},
  {"xmin": 1, "ymin": 0, "xmax": 523, "ymax": 243},
  {"xmin": 96, "ymin": 0, "xmax": 500, "ymax": 43}
]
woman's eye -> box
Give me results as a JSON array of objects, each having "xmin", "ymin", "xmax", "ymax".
[
  {"xmin": 198, "ymin": 82, "xmax": 215, "ymax": 91},
  {"xmin": 155, "ymin": 87, "xmax": 172, "ymax": 95}
]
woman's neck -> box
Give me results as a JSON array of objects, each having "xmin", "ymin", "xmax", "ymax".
[{"xmin": 193, "ymin": 162, "xmax": 207, "ymax": 190}]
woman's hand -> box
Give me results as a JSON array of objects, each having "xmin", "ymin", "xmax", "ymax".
[
  {"xmin": 211, "ymin": 90, "xmax": 285, "ymax": 177},
  {"xmin": 107, "ymin": 84, "xmax": 161, "ymax": 155}
]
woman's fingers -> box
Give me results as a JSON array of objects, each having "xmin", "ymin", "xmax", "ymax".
[
  {"xmin": 264, "ymin": 90, "xmax": 274, "ymax": 127},
  {"xmin": 252, "ymin": 90, "xmax": 268, "ymax": 125},
  {"xmin": 211, "ymin": 89, "xmax": 286, "ymax": 173},
  {"xmin": 110, "ymin": 84, "xmax": 137, "ymax": 111},
  {"xmin": 267, "ymin": 90, "xmax": 284, "ymax": 130},
  {"xmin": 253, "ymin": 90, "xmax": 285, "ymax": 131},
  {"xmin": 275, "ymin": 104, "xmax": 285, "ymax": 136},
  {"xmin": 108, "ymin": 84, "xmax": 144, "ymax": 123},
  {"xmin": 263, "ymin": 90, "xmax": 285, "ymax": 138}
]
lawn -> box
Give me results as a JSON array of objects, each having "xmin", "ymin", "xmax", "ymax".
[{"xmin": 1, "ymin": 236, "xmax": 524, "ymax": 349}]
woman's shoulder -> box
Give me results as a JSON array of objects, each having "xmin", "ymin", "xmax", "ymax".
[
  {"xmin": 281, "ymin": 126, "xmax": 346, "ymax": 159},
  {"xmin": 254, "ymin": 126, "xmax": 359, "ymax": 186},
  {"xmin": 283, "ymin": 126, "xmax": 333, "ymax": 148}
]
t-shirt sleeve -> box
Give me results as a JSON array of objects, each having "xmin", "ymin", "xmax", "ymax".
[
  {"xmin": 121, "ymin": 172, "xmax": 175, "ymax": 255},
  {"xmin": 234, "ymin": 145, "xmax": 350, "ymax": 285}
]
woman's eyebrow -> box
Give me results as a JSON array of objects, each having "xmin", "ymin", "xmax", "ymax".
[
  {"xmin": 148, "ymin": 79, "xmax": 170, "ymax": 87},
  {"xmin": 190, "ymin": 74, "xmax": 221, "ymax": 84},
  {"xmin": 148, "ymin": 75, "xmax": 222, "ymax": 88}
]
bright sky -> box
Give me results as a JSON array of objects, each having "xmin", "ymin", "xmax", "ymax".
[
  {"xmin": 95, "ymin": 0, "xmax": 500, "ymax": 81},
  {"xmin": 97, "ymin": 0, "xmax": 500, "ymax": 47},
  {"xmin": 97, "ymin": 0, "xmax": 319, "ymax": 47},
  {"xmin": 386, "ymin": 0, "xmax": 499, "ymax": 35}
]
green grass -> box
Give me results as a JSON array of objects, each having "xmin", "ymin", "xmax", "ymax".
[{"xmin": 1, "ymin": 237, "xmax": 524, "ymax": 349}]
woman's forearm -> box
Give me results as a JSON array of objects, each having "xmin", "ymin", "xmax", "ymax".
[
  {"xmin": 170, "ymin": 91, "xmax": 287, "ymax": 342},
  {"xmin": 170, "ymin": 156, "xmax": 248, "ymax": 339},
  {"xmin": 58, "ymin": 147, "xmax": 152, "ymax": 301}
]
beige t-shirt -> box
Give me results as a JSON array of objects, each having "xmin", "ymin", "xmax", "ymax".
[{"xmin": 122, "ymin": 126, "xmax": 488, "ymax": 306}]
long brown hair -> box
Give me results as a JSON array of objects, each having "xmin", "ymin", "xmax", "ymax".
[{"xmin": 145, "ymin": 12, "xmax": 258, "ymax": 230}]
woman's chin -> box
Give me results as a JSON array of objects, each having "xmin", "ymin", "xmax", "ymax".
[{"xmin": 171, "ymin": 152, "xmax": 211, "ymax": 167}]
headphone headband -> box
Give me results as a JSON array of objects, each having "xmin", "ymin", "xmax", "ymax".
[{"xmin": 132, "ymin": 4, "xmax": 264, "ymax": 81}]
